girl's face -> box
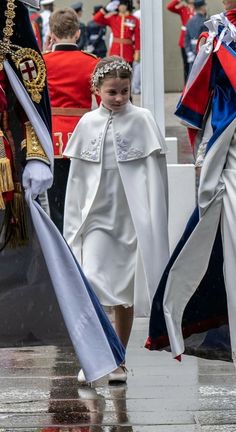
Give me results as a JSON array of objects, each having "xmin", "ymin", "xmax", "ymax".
[{"xmin": 96, "ymin": 77, "xmax": 131, "ymax": 112}]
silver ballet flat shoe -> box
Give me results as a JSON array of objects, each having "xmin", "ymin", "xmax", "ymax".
[
  {"xmin": 108, "ymin": 365, "xmax": 127, "ymax": 383},
  {"xmin": 77, "ymin": 368, "xmax": 87, "ymax": 384}
]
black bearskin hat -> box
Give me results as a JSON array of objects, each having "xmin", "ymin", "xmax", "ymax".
[{"xmin": 119, "ymin": 0, "xmax": 134, "ymax": 12}]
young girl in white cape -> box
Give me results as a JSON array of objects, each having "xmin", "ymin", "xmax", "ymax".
[{"xmin": 63, "ymin": 56, "xmax": 169, "ymax": 383}]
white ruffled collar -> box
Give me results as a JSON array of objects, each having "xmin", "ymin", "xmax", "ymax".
[{"xmin": 204, "ymin": 12, "xmax": 236, "ymax": 52}]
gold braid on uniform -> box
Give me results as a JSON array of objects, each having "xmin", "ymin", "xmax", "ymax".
[
  {"xmin": 0, "ymin": 0, "xmax": 17, "ymax": 69},
  {"xmin": 0, "ymin": 0, "xmax": 51, "ymax": 249},
  {"xmin": 0, "ymin": 0, "xmax": 49, "ymax": 163},
  {"xmin": 0, "ymin": 0, "xmax": 28, "ymax": 248},
  {"xmin": 0, "ymin": 182, "xmax": 29, "ymax": 250},
  {"xmin": 23, "ymin": 121, "xmax": 50, "ymax": 164},
  {"xmin": 0, "ymin": 111, "xmax": 29, "ymax": 250},
  {"xmin": 0, "ymin": 129, "xmax": 14, "ymax": 210},
  {"xmin": 0, "ymin": 0, "xmax": 46, "ymax": 103}
]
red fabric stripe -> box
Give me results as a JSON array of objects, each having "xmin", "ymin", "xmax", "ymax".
[
  {"xmin": 145, "ymin": 315, "xmax": 228, "ymax": 351},
  {"xmin": 188, "ymin": 127, "xmax": 198, "ymax": 149},
  {"xmin": 216, "ymin": 43, "xmax": 236, "ymax": 90},
  {"xmin": 175, "ymin": 355, "xmax": 182, "ymax": 362},
  {"xmin": 181, "ymin": 54, "xmax": 213, "ymax": 116},
  {"xmin": 225, "ymin": 8, "xmax": 236, "ymax": 26}
]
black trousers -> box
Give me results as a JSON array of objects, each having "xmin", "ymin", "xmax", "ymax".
[
  {"xmin": 47, "ymin": 159, "xmax": 70, "ymax": 234},
  {"xmin": 181, "ymin": 47, "xmax": 190, "ymax": 84}
]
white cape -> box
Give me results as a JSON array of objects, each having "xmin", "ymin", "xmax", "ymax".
[
  {"xmin": 64, "ymin": 103, "xmax": 169, "ymax": 316},
  {"xmin": 163, "ymin": 114, "xmax": 236, "ymax": 359}
]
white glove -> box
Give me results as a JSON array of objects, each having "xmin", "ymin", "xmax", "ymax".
[
  {"xmin": 86, "ymin": 44, "xmax": 95, "ymax": 53},
  {"xmin": 105, "ymin": 1, "xmax": 120, "ymax": 12},
  {"xmin": 22, "ymin": 160, "xmax": 53, "ymax": 199},
  {"xmin": 186, "ymin": 51, "xmax": 195, "ymax": 64}
]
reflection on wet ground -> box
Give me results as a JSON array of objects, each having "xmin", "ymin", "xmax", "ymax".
[{"xmin": 0, "ymin": 320, "xmax": 235, "ymax": 430}]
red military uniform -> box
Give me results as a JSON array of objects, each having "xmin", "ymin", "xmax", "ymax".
[
  {"xmin": 43, "ymin": 44, "xmax": 99, "ymax": 157},
  {"xmin": 167, "ymin": 0, "xmax": 194, "ymax": 49},
  {"xmin": 44, "ymin": 44, "xmax": 99, "ymax": 233},
  {"xmin": 167, "ymin": 0, "xmax": 194, "ymax": 83},
  {"xmin": 93, "ymin": 9, "xmax": 140, "ymax": 63},
  {"xmin": 29, "ymin": 10, "xmax": 43, "ymax": 50}
]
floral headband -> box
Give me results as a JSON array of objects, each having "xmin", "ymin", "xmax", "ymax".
[{"xmin": 92, "ymin": 60, "xmax": 132, "ymax": 87}]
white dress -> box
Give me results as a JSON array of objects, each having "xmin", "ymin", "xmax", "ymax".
[
  {"xmin": 81, "ymin": 121, "xmax": 137, "ymax": 307},
  {"xmin": 63, "ymin": 102, "xmax": 169, "ymax": 317}
]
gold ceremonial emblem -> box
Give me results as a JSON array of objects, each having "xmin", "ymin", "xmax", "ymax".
[
  {"xmin": 0, "ymin": 0, "xmax": 46, "ymax": 99},
  {"xmin": 13, "ymin": 48, "xmax": 46, "ymax": 103}
]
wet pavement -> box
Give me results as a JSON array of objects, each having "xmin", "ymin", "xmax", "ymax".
[
  {"xmin": 1, "ymin": 94, "xmax": 235, "ymax": 431},
  {"xmin": 0, "ymin": 319, "xmax": 235, "ymax": 430}
]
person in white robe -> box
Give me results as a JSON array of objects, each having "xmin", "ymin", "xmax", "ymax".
[
  {"xmin": 146, "ymin": 7, "xmax": 236, "ymax": 364},
  {"xmin": 64, "ymin": 55, "xmax": 169, "ymax": 383}
]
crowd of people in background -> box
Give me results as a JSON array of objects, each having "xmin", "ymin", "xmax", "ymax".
[
  {"xmin": 29, "ymin": 0, "xmax": 141, "ymax": 86},
  {"xmin": 29, "ymin": 0, "xmax": 210, "ymax": 94},
  {"xmin": 167, "ymin": 0, "xmax": 208, "ymax": 83},
  {"xmin": 28, "ymin": 0, "xmax": 142, "ymax": 113}
]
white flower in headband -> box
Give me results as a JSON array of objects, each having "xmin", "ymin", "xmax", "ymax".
[{"xmin": 92, "ymin": 60, "xmax": 132, "ymax": 87}]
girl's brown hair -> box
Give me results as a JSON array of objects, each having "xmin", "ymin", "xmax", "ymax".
[{"xmin": 91, "ymin": 56, "xmax": 132, "ymax": 89}]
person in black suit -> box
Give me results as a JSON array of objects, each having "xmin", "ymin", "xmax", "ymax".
[{"xmin": 86, "ymin": 5, "xmax": 107, "ymax": 58}]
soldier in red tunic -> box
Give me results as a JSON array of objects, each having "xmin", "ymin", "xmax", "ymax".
[
  {"xmin": 29, "ymin": 6, "xmax": 43, "ymax": 50},
  {"xmin": 43, "ymin": 8, "xmax": 99, "ymax": 232},
  {"xmin": 93, "ymin": 0, "xmax": 140, "ymax": 64},
  {"xmin": 167, "ymin": 0, "xmax": 195, "ymax": 83}
]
